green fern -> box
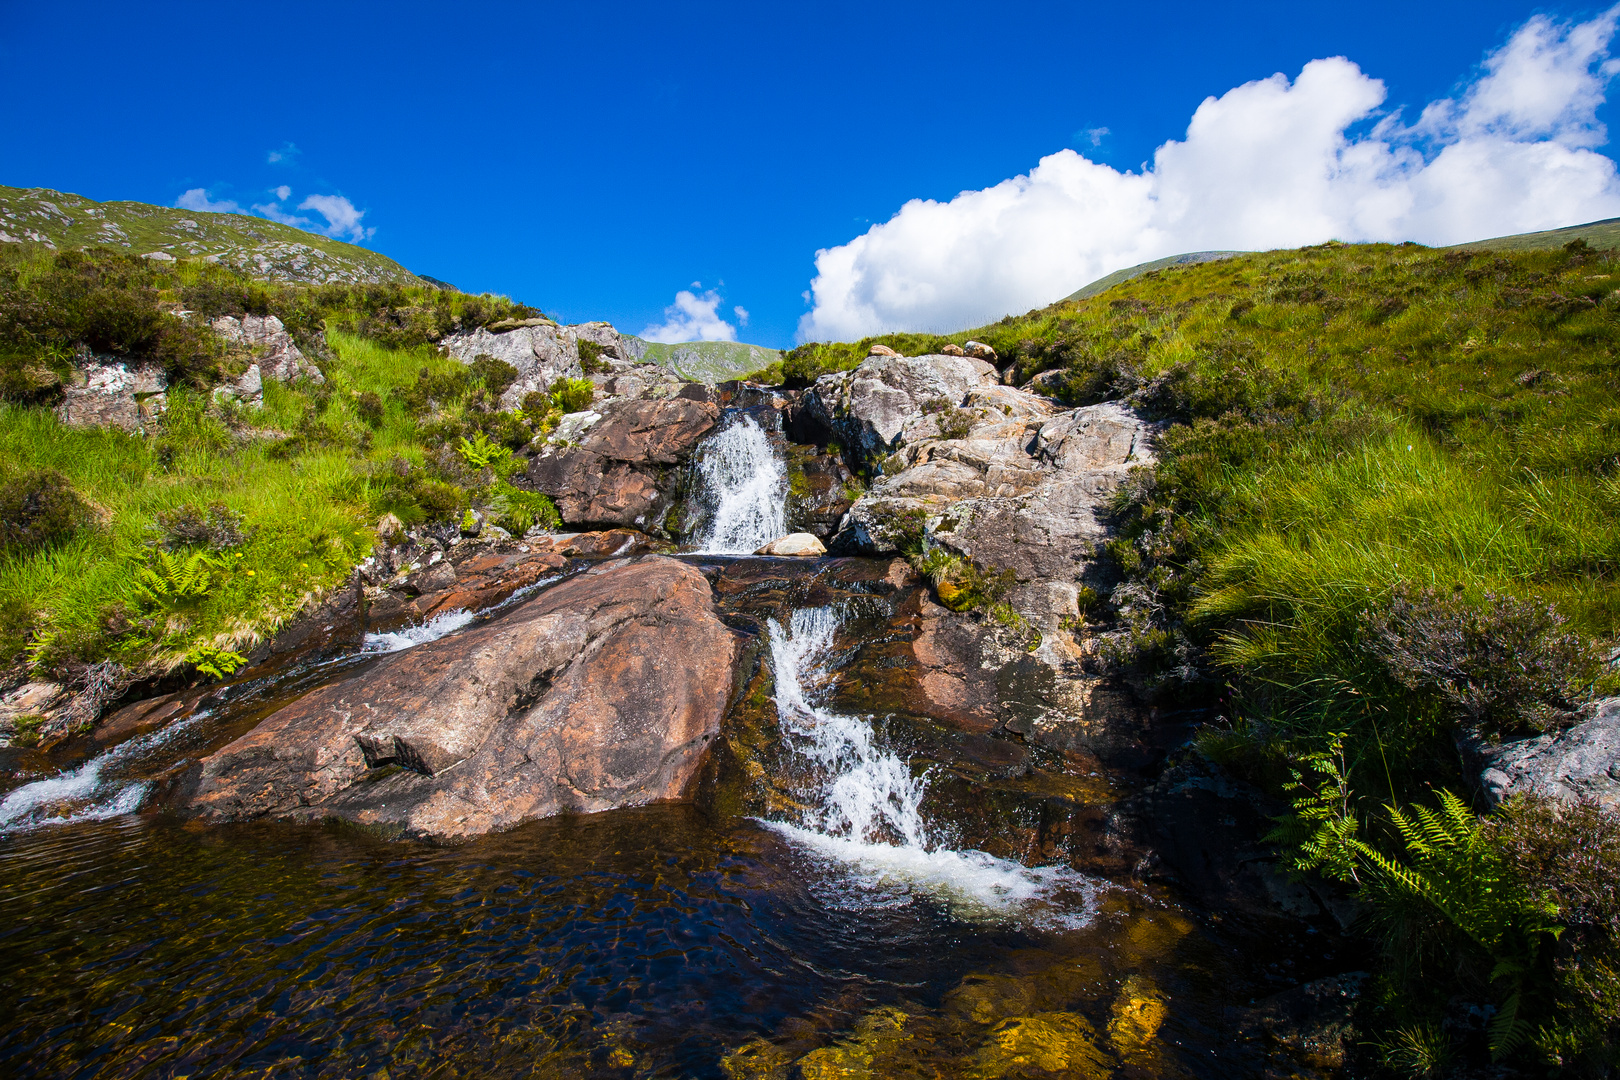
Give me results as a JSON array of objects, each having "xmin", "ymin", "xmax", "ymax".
[
  {"xmin": 1362, "ymin": 789, "xmax": 1562, "ymax": 1061},
  {"xmin": 133, "ymin": 549, "xmax": 221, "ymax": 609},
  {"xmin": 185, "ymin": 645, "xmax": 247, "ymax": 680},
  {"xmin": 454, "ymin": 431, "xmax": 512, "ymax": 470},
  {"xmin": 1269, "ymin": 732, "xmax": 1373, "ymax": 884}
]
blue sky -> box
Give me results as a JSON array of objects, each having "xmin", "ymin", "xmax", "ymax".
[{"xmin": 2, "ymin": 1, "xmax": 1618, "ymax": 347}]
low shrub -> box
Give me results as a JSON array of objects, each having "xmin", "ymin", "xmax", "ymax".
[
  {"xmin": 549, "ymin": 376, "xmax": 594, "ymax": 414},
  {"xmin": 154, "ymin": 502, "xmax": 248, "ymax": 551},
  {"xmin": 355, "ymin": 390, "xmax": 384, "ymax": 427},
  {"xmin": 1365, "ymin": 586, "xmax": 1599, "ymax": 739},
  {"xmin": 469, "ymin": 354, "xmax": 519, "ymax": 397},
  {"xmin": 0, "ymin": 469, "xmax": 89, "ymax": 552},
  {"xmin": 576, "ymin": 339, "xmax": 607, "ymax": 375}
]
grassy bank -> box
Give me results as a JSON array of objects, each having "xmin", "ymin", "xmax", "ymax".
[
  {"xmin": 795, "ymin": 239, "xmax": 1620, "ymax": 1073},
  {"xmin": 0, "ymin": 246, "xmax": 571, "ymax": 684}
]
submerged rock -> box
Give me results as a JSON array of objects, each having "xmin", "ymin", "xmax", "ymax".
[
  {"xmin": 525, "ymin": 397, "xmax": 719, "ymax": 531},
  {"xmin": 184, "ymin": 557, "xmax": 738, "ymax": 838}
]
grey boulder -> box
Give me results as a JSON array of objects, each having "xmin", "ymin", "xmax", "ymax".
[{"xmin": 1475, "ymin": 697, "xmax": 1620, "ymax": 810}]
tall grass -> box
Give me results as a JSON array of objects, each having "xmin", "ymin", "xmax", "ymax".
[{"xmin": 0, "ymin": 330, "xmax": 468, "ymax": 671}]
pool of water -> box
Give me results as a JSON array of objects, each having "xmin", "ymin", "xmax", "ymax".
[{"xmin": 0, "ymin": 804, "xmax": 1318, "ymax": 1079}]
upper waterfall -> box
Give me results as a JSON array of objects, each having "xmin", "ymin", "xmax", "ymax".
[{"xmin": 692, "ymin": 414, "xmax": 788, "ymax": 554}]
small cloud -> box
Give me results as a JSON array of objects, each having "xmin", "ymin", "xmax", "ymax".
[
  {"xmin": 176, "ymin": 188, "xmax": 243, "ymax": 214},
  {"xmin": 1082, "ymin": 126, "xmax": 1110, "ymax": 147},
  {"xmin": 733, "ymin": 305, "xmax": 750, "ymax": 326},
  {"xmin": 251, "ymin": 199, "xmax": 315, "ymax": 230},
  {"xmin": 274, "ymin": 185, "xmax": 292, "ymax": 200},
  {"xmin": 642, "ymin": 289, "xmax": 739, "ymax": 343},
  {"xmin": 267, "ymin": 142, "xmax": 300, "ymax": 165},
  {"xmin": 298, "ymin": 194, "xmax": 375, "ymax": 242}
]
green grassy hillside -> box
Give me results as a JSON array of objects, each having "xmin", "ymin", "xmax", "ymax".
[
  {"xmin": 633, "ymin": 338, "xmax": 780, "ymax": 382},
  {"xmin": 1448, "ymin": 215, "xmax": 1620, "ymax": 253},
  {"xmin": 0, "ymin": 185, "xmax": 423, "ymax": 285},
  {"xmin": 789, "ymin": 238, "xmax": 1620, "ymax": 1072},
  {"xmin": 0, "ymin": 245, "xmax": 576, "ymax": 680},
  {"xmin": 1062, "ymin": 250, "xmax": 1245, "ymax": 302}
]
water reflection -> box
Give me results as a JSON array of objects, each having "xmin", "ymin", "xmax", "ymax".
[{"xmin": 0, "ymin": 804, "xmax": 1295, "ymax": 1078}]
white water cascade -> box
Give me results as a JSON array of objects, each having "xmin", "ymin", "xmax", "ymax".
[
  {"xmin": 762, "ymin": 607, "xmax": 1100, "ymax": 928},
  {"xmin": 693, "ymin": 415, "xmax": 788, "ymax": 554},
  {"xmin": 0, "ymin": 713, "xmax": 207, "ymax": 835}
]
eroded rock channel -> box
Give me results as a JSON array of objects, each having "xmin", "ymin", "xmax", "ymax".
[{"xmin": 0, "ymin": 348, "xmax": 1365, "ymax": 1078}]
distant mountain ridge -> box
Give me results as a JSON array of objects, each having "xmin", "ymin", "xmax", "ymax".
[
  {"xmin": 630, "ymin": 339, "xmax": 781, "ymax": 382},
  {"xmin": 1061, "ymin": 217, "xmax": 1620, "ymax": 306},
  {"xmin": 0, "ymin": 184, "xmax": 423, "ymax": 286}
]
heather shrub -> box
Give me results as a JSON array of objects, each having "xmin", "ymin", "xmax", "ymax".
[
  {"xmin": 0, "ymin": 468, "xmax": 89, "ymax": 552},
  {"xmin": 1365, "ymin": 586, "xmax": 1599, "ymax": 739}
]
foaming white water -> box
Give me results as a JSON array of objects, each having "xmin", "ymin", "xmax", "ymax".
[
  {"xmin": 0, "ymin": 714, "xmax": 205, "ymax": 834},
  {"xmin": 763, "ymin": 607, "xmax": 1099, "ymax": 928},
  {"xmin": 363, "ymin": 608, "xmax": 476, "ymax": 653},
  {"xmin": 694, "ymin": 415, "xmax": 787, "ymax": 554}
]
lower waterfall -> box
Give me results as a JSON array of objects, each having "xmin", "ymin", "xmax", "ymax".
[{"xmin": 761, "ymin": 606, "xmax": 1100, "ymax": 928}]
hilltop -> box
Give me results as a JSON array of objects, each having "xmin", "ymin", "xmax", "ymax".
[
  {"xmin": 0, "ymin": 184, "xmax": 423, "ymax": 286},
  {"xmin": 1055, "ymin": 214, "xmax": 1620, "ymax": 309}
]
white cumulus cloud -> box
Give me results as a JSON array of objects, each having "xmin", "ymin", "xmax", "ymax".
[
  {"xmin": 176, "ymin": 188, "xmax": 243, "ymax": 214},
  {"xmin": 642, "ymin": 288, "xmax": 740, "ymax": 343},
  {"xmin": 800, "ymin": 8, "xmax": 1620, "ymax": 341},
  {"xmin": 298, "ymin": 194, "xmax": 374, "ymax": 242}
]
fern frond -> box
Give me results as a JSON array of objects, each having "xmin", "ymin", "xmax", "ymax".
[{"xmin": 1488, "ymin": 991, "xmax": 1532, "ymax": 1061}]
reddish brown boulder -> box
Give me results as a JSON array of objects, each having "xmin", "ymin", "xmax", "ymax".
[
  {"xmin": 185, "ymin": 557, "xmax": 739, "ymax": 839},
  {"xmin": 525, "ymin": 397, "xmax": 719, "ymax": 530}
]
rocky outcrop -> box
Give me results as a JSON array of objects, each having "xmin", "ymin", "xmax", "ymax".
[
  {"xmin": 804, "ymin": 353, "xmax": 1001, "ymax": 464},
  {"xmin": 1474, "ymin": 697, "xmax": 1620, "ymax": 810},
  {"xmin": 211, "ymin": 315, "xmax": 324, "ymax": 384},
  {"xmin": 54, "ymin": 359, "xmax": 167, "ymax": 432},
  {"xmin": 360, "ymin": 527, "xmax": 673, "ymax": 628},
  {"xmin": 184, "ymin": 557, "xmax": 739, "ymax": 839},
  {"xmin": 524, "ymin": 397, "xmax": 720, "ymax": 531},
  {"xmin": 440, "ymin": 320, "xmax": 650, "ymax": 409},
  {"xmin": 818, "ymin": 352, "xmax": 1158, "ymax": 763}
]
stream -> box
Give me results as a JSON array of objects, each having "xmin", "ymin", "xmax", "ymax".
[{"xmin": 0, "ymin": 413, "xmax": 1350, "ymax": 1078}]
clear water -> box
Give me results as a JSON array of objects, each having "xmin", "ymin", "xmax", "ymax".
[{"xmin": 693, "ymin": 415, "xmax": 787, "ymax": 554}]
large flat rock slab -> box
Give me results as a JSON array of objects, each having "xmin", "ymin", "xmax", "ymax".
[{"xmin": 185, "ymin": 557, "xmax": 739, "ymax": 839}]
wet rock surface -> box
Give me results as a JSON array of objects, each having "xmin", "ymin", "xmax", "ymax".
[
  {"xmin": 524, "ymin": 396, "xmax": 720, "ymax": 531},
  {"xmin": 183, "ymin": 557, "xmax": 738, "ymax": 838}
]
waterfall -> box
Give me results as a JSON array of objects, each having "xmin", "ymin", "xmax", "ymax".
[
  {"xmin": 0, "ymin": 713, "xmax": 207, "ymax": 834},
  {"xmin": 692, "ymin": 415, "xmax": 787, "ymax": 554},
  {"xmin": 761, "ymin": 607, "xmax": 1099, "ymax": 928}
]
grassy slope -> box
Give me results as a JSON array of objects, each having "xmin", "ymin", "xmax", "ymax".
[
  {"xmin": 804, "ymin": 239, "xmax": 1620, "ymax": 794},
  {"xmin": 633, "ymin": 338, "xmax": 781, "ymax": 382},
  {"xmin": 1449, "ymin": 215, "xmax": 1620, "ymax": 253},
  {"xmin": 790, "ymin": 240, "xmax": 1620, "ymax": 1072},
  {"xmin": 0, "ymin": 331, "xmax": 474, "ymax": 671},
  {"xmin": 0, "ymin": 184, "xmax": 423, "ymax": 285},
  {"xmin": 1062, "ymin": 250, "xmax": 1246, "ymax": 302}
]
